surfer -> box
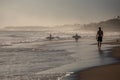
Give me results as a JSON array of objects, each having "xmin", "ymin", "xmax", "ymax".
[
  {"xmin": 73, "ymin": 33, "xmax": 81, "ymax": 42},
  {"xmin": 46, "ymin": 34, "xmax": 54, "ymax": 41},
  {"xmin": 96, "ymin": 27, "xmax": 103, "ymax": 49}
]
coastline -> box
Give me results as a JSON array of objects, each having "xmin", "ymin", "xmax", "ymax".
[{"xmin": 76, "ymin": 41, "xmax": 120, "ymax": 80}]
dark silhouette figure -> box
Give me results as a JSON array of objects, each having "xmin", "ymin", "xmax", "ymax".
[
  {"xmin": 117, "ymin": 16, "xmax": 120, "ymax": 19},
  {"xmin": 73, "ymin": 33, "xmax": 81, "ymax": 42},
  {"xmin": 46, "ymin": 34, "xmax": 54, "ymax": 41},
  {"xmin": 96, "ymin": 27, "xmax": 103, "ymax": 49}
]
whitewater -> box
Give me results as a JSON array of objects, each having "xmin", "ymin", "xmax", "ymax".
[{"xmin": 0, "ymin": 31, "xmax": 119, "ymax": 80}]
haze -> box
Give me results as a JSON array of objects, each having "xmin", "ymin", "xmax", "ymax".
[{"xmin": 0, "ymin": 0, "xmax": 120, "ymax": 27}]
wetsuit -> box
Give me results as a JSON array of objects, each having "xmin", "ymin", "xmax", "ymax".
[{"xmin": 97, "ymin": 30, "xmax": 103, "ymax": 42}]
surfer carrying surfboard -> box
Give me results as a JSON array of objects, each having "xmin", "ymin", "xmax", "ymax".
[
  {"xmin": 46, "ymin": 34, "xmax": 54, "ymax": 41},
  {"xmin": 73, "ymin": 33, "xmax": 81, "ymax": 42}
]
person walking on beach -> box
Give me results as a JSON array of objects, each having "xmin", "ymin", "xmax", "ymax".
[{"xmin": 96, "ymin": 27, "xmax": 103, "ymax": 49}]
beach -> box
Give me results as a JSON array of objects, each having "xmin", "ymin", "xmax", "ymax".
[
  {"xmin": 76, "ymin": 41, "xmax": 120, "ymax": 80},
  {"xmin": 0, "ymin": 31, "xmax": 120, "ymax": 80}
]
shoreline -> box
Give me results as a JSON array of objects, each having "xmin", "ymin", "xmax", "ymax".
[{"xmin": 75, "ymin": 41, "xmax": 120, "ymax": 80}]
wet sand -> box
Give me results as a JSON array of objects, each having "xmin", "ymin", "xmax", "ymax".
[{"xmin": 76, "ymin": 41, "xmax": 120, "ymax": 80}]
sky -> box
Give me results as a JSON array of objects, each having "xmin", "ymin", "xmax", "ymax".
[{"xmin": 0, "ymin": 0, "xmax": 120, "ymax": 27}]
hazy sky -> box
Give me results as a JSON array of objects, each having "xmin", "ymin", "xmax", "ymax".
[{"xmin": 0, "ymin": 0, "xmax": 120, "ymax": 27}]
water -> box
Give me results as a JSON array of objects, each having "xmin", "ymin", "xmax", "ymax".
[{"xmin": 0, "ymin": 31, "xmax": 119, "ymax": 80}]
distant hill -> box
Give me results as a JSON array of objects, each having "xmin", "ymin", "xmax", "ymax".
[
  {"xmin": 53, "ymin": 17, "xmax": 120, "ymax": 33},
  {"xmin": 79, "ymin": 18, "xmax": 120, "ymax": 32},
  {"xmin": 3, "ymin": 17, "xmax": 120, "ymax": 33}
]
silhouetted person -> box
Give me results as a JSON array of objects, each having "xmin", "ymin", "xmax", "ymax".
[
  {"xmin": 96, "ymin": 27, "xmax": 103, "ymax": 49},
  {"xmin": 49, "ymin": 34, "xmax": 52, "ymax": 40},
  {"xmin": 117, "ymin": 16, "xmax": 120, "ymax": 19},
  {"xmin": 46, "ymin": 34, "xmax": 54, "ymax": 41},
  {"xmin": 73, "ymin": 33, "xmax": 81, "ymax": 42}
]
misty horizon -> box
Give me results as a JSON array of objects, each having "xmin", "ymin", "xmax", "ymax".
[
  {"xmin": 1, "ymin": 16, "xmax": 119, "ymax": 28},
  {"xmin": 0, "ymin": 0, "xmax": 120, "ymax": 28}
]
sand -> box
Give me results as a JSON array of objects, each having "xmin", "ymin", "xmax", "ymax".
[{"xmin": 77, "ymin": 42, "xmax": 120, "ymax": 80}]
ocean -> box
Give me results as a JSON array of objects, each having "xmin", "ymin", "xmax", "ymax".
[{"xmin": 0, "ymin": 30, "xmax": 119, "ymax": 80}]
